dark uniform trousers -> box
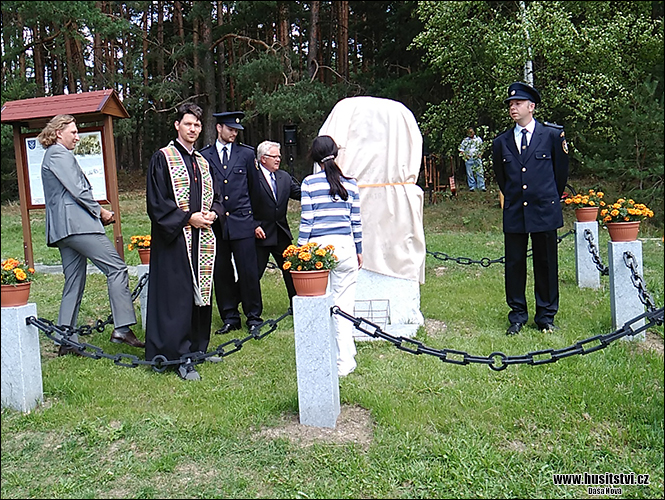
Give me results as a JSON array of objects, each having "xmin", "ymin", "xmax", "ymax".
[
  {"xmin": 213, "ymin": 222, "xmax": 263, "ymax": 327},
  {"xmin": 504, "ymin": 230, "xmax": 559, "ymax": 326}
]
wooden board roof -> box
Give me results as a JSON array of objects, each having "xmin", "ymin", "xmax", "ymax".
[{"xmin": 1, "ymin": 89, "xmax": 129, "ymax": 129}]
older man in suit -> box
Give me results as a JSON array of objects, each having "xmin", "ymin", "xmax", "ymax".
[
  {"xmin": 38, "ymin": 114, "xmax": 143, "ymax": 355},
  {"xmin": 250, "ymin": 141, "xmax": 301, "ymax": 305},
  {"xmin": 492, "ymin": 82, "xmax": 569, "ymax": 336},
  {"xmin": 200, "ymin": 111, "xmax": 263, "ymax": 334}
]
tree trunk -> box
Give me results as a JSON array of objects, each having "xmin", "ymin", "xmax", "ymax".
[
  {"xmin": 157, "ymin": 0, "xmax": 164, "ymax": 78},
  {"xmin": 32, "ymin": 24, "xmax": 46, "ymax": 96},
  {"xmin": 277, "ymin": 1, "xmax": 290, "ymax": 49},
  {"xmin": 336, "ymin": 1, "xmax": 348, "ymax": 81},
  {"xmin": 201, "ymin": 10, "xmax": 217, "ymax": 146},
  {"xmin": 193, "ymin": 18, "xmax": 201, "ymax": 96},
  {"xmin": 142, "ymin": 9, "xmax": 149, "ymax": 87},
  {"xmin": 65, "ymin": 34, "xmax": 77, "ymax": 93},
  {"xmin": 216, "ymin": 1, "xmax": 227, "ymax": 114},
  {"xmin": 49, "ymin": 23, "xmax": 64, "ymax": 95},
  {"xmin": 175, "ymin": 1, "xmax": 185, "ymax": 78},
  {"xmin": 308, "ymin": 1, "xmax": 320, "ymax": 80}
]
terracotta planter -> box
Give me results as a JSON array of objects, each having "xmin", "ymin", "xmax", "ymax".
[
  {"xmin": 575, "ymin": 207, "xmax": 599, "ymax": 222},
  {"xmin": 290, "ymin": 270, "xmax": 330, "ymax": 296},
  {"xmin": 606, "ymin": 221, "xmax": 641, "ymax": 242},
  {"xmin": 1, "ymin": 282, "xmax": 31, "ymax": 307},
  {"xmin": 138, "ymin": 248, "xmax": 151, "ymax": 264}
]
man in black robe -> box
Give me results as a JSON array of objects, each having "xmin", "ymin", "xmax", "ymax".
[{"xmin": 145, "ymin": 103, "xmax": 224, "ymax": 381}]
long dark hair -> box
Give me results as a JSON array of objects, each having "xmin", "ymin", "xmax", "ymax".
[{"xmin": 309, "ymin": 135, "xmax": 350, "ymax": 200}]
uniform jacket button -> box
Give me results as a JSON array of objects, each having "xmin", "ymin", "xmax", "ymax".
[
  {"xmin": 523, "ymin": 201, "xmax": 528, "ymax": 206},
  {"xmin": 522, "ymin": 184, "xmax": 527, "ymax": 189}
]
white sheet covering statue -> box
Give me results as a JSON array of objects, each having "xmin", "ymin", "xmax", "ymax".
[
  {"xmin": 318, "ymin": 96, "xmax": 426, "ymax": 284},
  {"xmin": 318, "ymin": 96, "xmax": 426, "ymax": 336}
]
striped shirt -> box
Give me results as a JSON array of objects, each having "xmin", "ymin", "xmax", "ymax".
[{"xmin": 297, "ymin": 171, "xmax": 363, "ymax": 254}]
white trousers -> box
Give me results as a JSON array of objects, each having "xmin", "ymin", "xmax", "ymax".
[{"xmin": 311, "ymin": 234, "xmax": 358, "ymax": 376}]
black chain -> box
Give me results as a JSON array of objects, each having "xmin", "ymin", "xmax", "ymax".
[
  {"xmin": 26, "ymin": 308, "xmax": 292, "ymax": 370},
  {"xmin": 331, "ymin": 305, "xmax": 663, "ymax": 371},
  {"xmin": 426, "ymin": 229, "xmax": 574, "ymax": 267},
  {"xmin": 583, "ymin": 229, "xmax": 609, "ymax": 275},
  {"xmin": 131, "ymin": 272, "xmax": 149, "ymax": 301},
  {"xmin": 624, "ymin": 251, "xmax": 662, "ymax": 322}
]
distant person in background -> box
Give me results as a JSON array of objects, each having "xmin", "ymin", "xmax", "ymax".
[
  {"xmin": 492, "ymin": 82, "xmax": 569, "ymax": 336},
  {"xmin": 458, "ymin": 127, "xmax": 485, "ymax": 192},
  {"xmin": 250, "ymin": 140, "xmax": 301, "ymax": 307},
  {"xmin": 38, "ymin": 114, "xmax": 144, "ymax": 356},
  {"xmin": 298, "ymin": 135, "xmax": 363, "ymax": 377},
  {"xmin": 145, "ymin": 103, "xmax": 223, "ymax": 381}
]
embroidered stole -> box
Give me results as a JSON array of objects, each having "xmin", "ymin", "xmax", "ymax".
[{"xmin": 160, "ymin": 142, "xmax": 216, "ymax": 306}]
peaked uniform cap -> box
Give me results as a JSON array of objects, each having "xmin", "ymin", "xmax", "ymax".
[
  {"xmin": 213, "ymin": 111, "xmax": 245, "ymax": 130},
  {"xmin": 504, "ymin": 82, "xmax": 541, "ymax": 104}
]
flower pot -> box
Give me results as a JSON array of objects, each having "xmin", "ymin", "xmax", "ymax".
[
  {"xmin": 290, "ymin": 270, "xmax": 330, "ymax": 296},
  {"xmin": 138, "ymin": 248, "xmax": 151, "ymax": 264},
  {"xmin": 606, "ymin": 221, "xmax": 641, "ymax": 242},
  {"xmin": 1, "ymin": 282, "xmax": 31, "ymax": 307},
  {"xmin": 575, "ymin": 207, "xmax": 599, "ymax": 222}
]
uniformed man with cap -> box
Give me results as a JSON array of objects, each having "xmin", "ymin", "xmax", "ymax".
[
  {"xmin": 492, "ymin": 82, "xmax": 569, "ymax": 336},
  {"xmin": 200, "ymin": 111, "xmax": 263, "ymax": 334}
]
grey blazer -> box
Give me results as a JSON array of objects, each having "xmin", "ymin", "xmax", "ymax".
[{"xmin": 41, "ymin": 144, "xmax": 104, "ymax": 247}]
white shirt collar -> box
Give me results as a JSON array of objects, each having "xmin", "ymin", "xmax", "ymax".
[
  {"xmin": 515, "ymin": 119, "xmax": 536, "ymax": 136},
  {"xmin": 216, "ymin": 140, "xmax": 231, "ymax": 155}
]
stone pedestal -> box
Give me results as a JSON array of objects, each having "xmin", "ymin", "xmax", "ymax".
[
  {"xmin": 293, "ymin": 293, "xmax": 340, "ymax": 428},
  {"xmin": 137, "ymin": 264, "xmax": 149, "ymax": 331},
  {"xmin": 1, "ymin": 303, "xmax": 43, "ymax": 412},
  {"xmin": 354, "ymin": 269, "xmax": 424, "ymax": 340},
  {"xmin": 608, "ymin": 241, "xmax": 644, "ymax": 341},
  {"xmin": 574, "ymin": 221, "xmax": 600, "ymax": 289}
]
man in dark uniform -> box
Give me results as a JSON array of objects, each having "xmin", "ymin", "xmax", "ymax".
[
  {"xmin": 492, "ymin": 82, "xmax": 569, "ymax": 335},
  {"xmin": 200, "ymin": 111, "xmax": 263, "ymax": 334}
]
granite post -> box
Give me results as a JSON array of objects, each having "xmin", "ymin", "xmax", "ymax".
[
  {"xmin": 1, "ymin": 303, "xmax": 43, "ymax": 412},
  {"xmin": 292, "ymin": 292, "xmax": 340, "ymax": 428},
  {"xmin": 574, "ymin": 221, "xmax": 601, "ymax": 289},
  {"xmin": 137, "ymin": 264, "xmax": 149, "ymax": 331},
  {"xmin": 608, "ymin": 241, "xmax": 645, "ymax": 341}
]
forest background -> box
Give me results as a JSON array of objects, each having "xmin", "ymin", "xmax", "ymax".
[{"xmin": 1, "ymin": 0, "xmax": 664, "ymax": 225}]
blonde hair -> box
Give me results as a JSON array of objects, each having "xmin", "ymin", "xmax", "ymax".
[{"xmin": 37, "ymin": 114, "xmax": 76, "ymax": 148}]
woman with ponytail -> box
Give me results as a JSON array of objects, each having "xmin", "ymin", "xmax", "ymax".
[{"xmin": 298, "ymin": 135, "xmax": 363, "ymax": 377}]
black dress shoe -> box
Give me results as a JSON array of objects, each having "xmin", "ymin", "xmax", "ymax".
[
  {"xmin": 506, "ymin": 323, "xmax": 523, "ymax": 336},
  {"xmin": 215, "ymin": 323, "xmax": 241, "ymax": 335},
  {"xmin": 537, "ymin": 323, "xmax": 559, "ymax": 333},
  {"xmin": 58, "ymin": 344, "xmax": 83, "ymax": 357},
  {"xmin": 248, "ymin": 324, "xmax": 261, "ymax": 335},
  {"xmin": 110, "ymin": 328, "xmax": 145, "ymax": 348}
]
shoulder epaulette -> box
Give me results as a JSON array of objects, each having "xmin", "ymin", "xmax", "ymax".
[
  {"xmin": 199, "ymin": 144, "xmax": 213, "ymax": 151},
  {"xmin": 237, "ymin": 142, "xmax": 255, "ymax": 151},
  {"xmin": 543, "ymin": 121, "xmax": 564, "ymax": 129}
]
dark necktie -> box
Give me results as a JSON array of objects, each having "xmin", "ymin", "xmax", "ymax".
[
  {"xmin": 222, "ymin": 146, "xmax": 229, "ymax": 165},
  {"xmin": 520, "ymin": 129, "xmax": 528, "ymax": 154},
  {"xmin": 270, "ymin": 172, "xmax": 278, "ymax": 200}
]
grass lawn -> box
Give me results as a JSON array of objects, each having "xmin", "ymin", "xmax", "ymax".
[{"xmin": 1, "ymin": 181, "xmax": 663, "ymax": 499}]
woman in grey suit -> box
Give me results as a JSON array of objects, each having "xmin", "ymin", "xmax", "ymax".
[{"xmin": 38, "ymin": 114, "xmax": 144, "ymax": 355}]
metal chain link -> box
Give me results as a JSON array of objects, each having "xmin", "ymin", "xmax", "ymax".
[
  {"xmin": 26, "ymin": 307, "xmax": 292, "ymax": 370},
  {"xmin": 624, "ymin": 251, "xmax": 662, "ymax": 321},
  {"xmin": 426, "ymin": 229, "xmax": 575, "ymax": 267},
  {"xmin": 331, "ymin": 305, "xmax": 664, "ymax": 371},
  {"xmin": 583, "ymin": 229, "xmax": 609, "ymax": 275}
]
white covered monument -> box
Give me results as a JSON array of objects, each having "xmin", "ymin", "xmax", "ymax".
[{"xmin": 318, "ymin": 96, "xmax": 426, "ymax": 338}]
